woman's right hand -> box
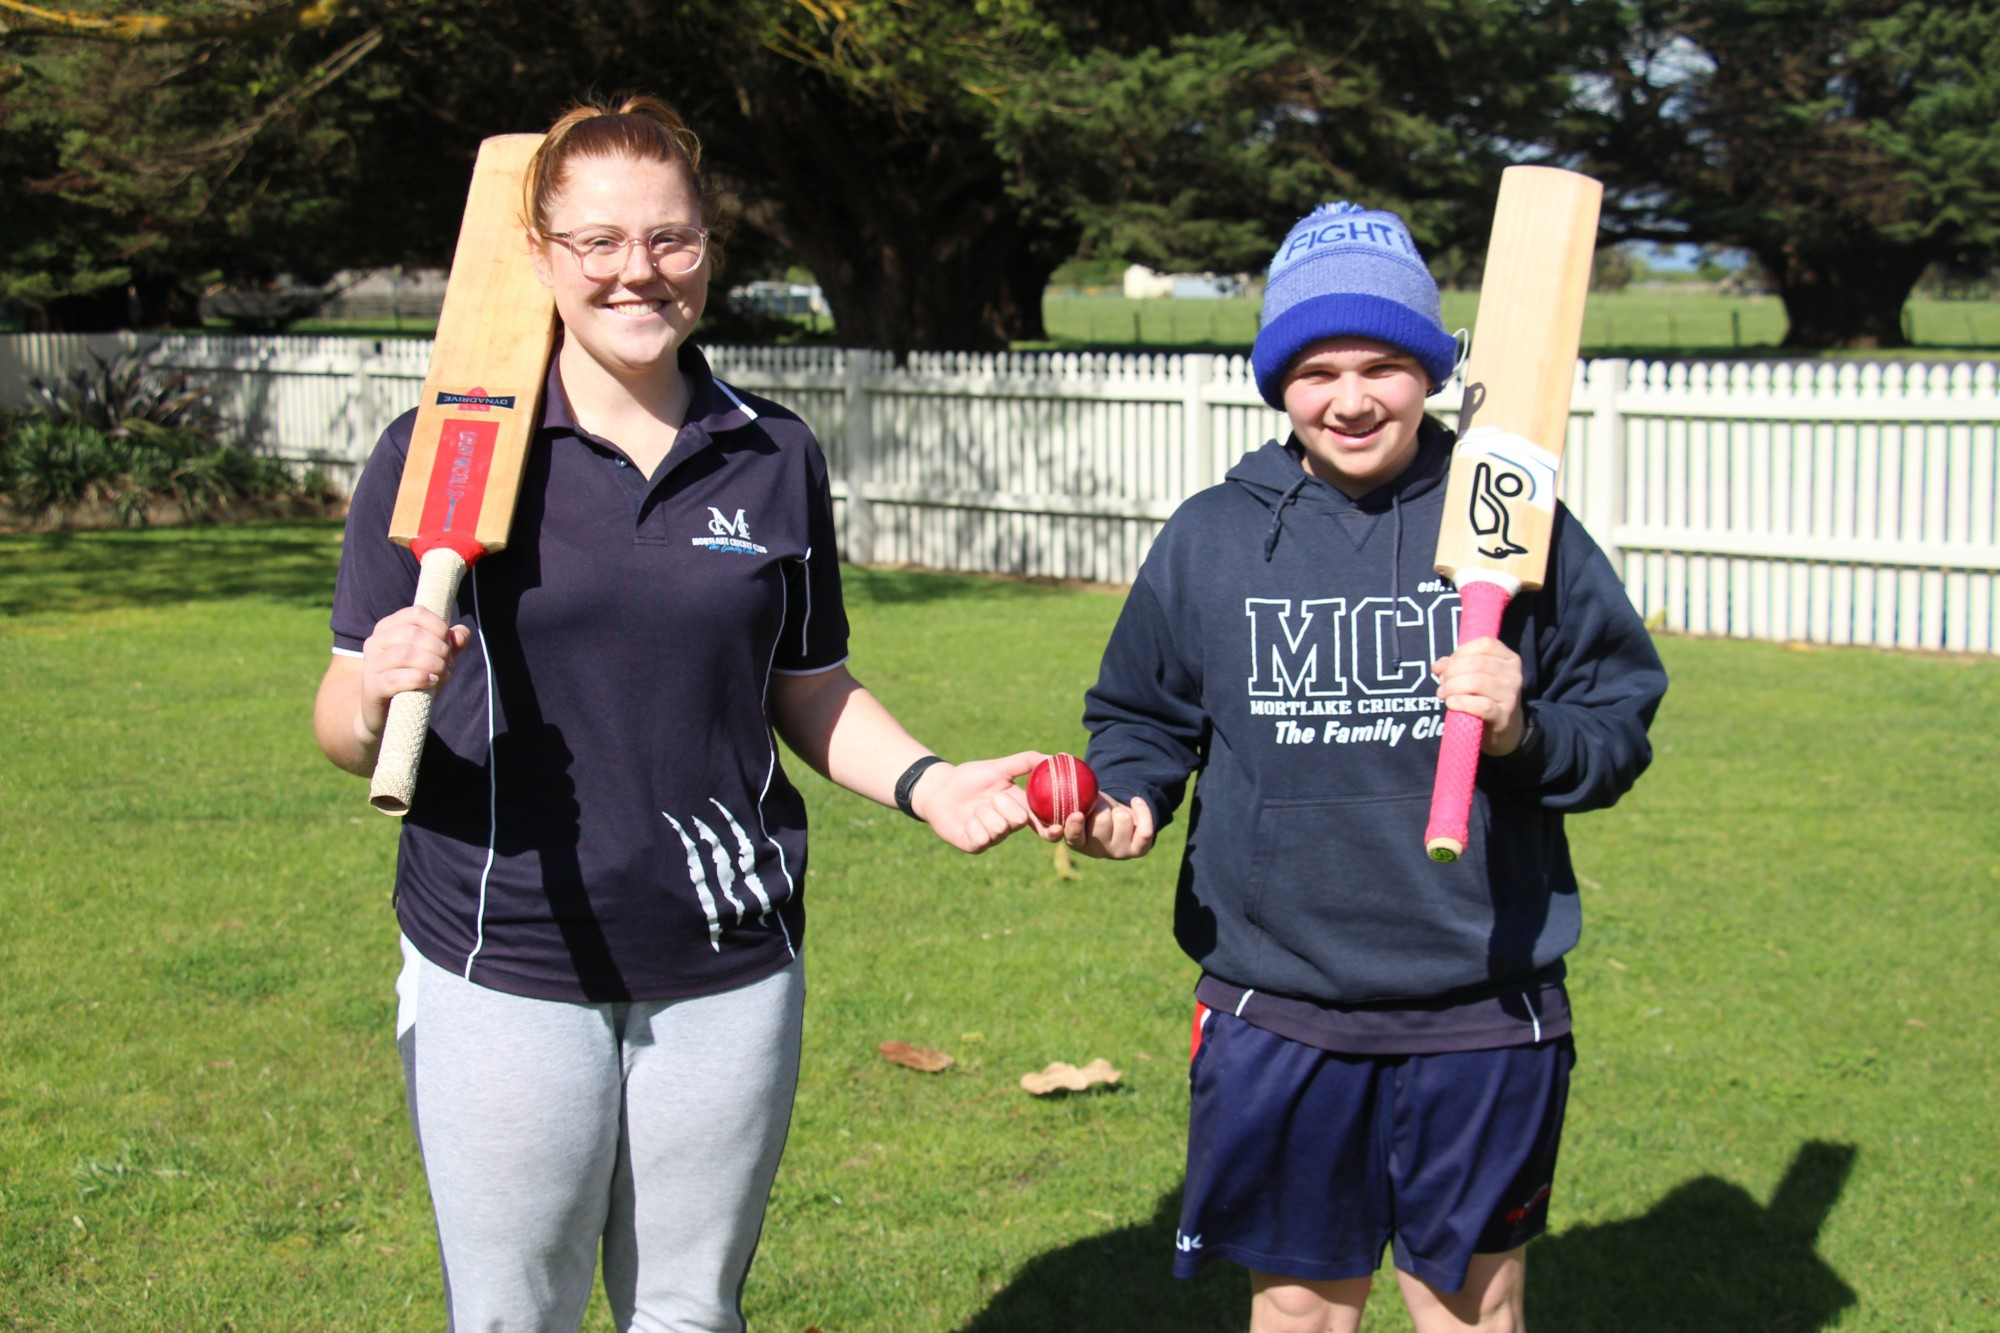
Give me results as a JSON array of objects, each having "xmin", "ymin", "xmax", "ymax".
[
  {"xmin": 361, "ymin": 606, "xmax": 471, "ymax": 719},
  {"xmin": 316, "ymin": 608, "xmax": 471, "ymax": 775}
]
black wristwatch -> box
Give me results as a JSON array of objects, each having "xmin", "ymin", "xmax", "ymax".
[{"xmin": 894, "ymin": 755, "xmax": 947, "ymax": 820}]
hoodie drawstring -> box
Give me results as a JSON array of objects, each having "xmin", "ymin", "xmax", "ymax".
[
  {"xmin": 1391, "ymin": 485, "xmax": 1406, "ymax": 660},
  {"xmin": 1262, "ymin": 473, "xmax": 1311, "ymax": 561}
]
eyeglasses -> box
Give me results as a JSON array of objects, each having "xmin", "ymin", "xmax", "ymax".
[{"xmin": 544, "ymin": 226, "xmax": 709, "ymax": 279}]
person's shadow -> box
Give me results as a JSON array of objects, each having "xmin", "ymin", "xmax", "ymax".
[
  {"xmin": 957, "ymin": 1140, "xmax": 1857, "ymax": 1332},
  {"xmin": 1531, "ymin": 1140, "xmax": 1858, "ymax": 1330}
]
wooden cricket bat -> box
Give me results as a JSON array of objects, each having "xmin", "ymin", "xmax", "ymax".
[
  {"xmin": 1423, "ymin": 165, "xmax": 1602, "ymax": 862},
  {"xmin": 368, "ymin": 133, "xmax": 557, "ymax": 815}
]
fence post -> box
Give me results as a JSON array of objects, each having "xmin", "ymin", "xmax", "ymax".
[
  {"xmin": 843, "ymin": 349, "xmax": 876, "ymax": 566},
  {"xmin": 352, "ymin": 340, "xmax": 375, "ymax": 472},
  {"xmin": 1579, "ymin": 358, "xmax": 1629, "ymax": 577},
  {"xmin": 1184, "ymin": 352, "xmax": 1215, "ymax": 496}
]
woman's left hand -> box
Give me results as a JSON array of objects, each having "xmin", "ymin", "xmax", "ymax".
[{"xmin": 910, "ymin": 752, "xmax": 1044, "ymax": 853}]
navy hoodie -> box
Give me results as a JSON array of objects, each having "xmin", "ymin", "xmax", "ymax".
[{"xmin": 1083, "ymin": 423, "xmax": 1666, "ymax": 1008}]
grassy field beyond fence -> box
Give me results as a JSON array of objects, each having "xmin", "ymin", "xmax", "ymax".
[
  {"xmin": 1036, "ymin": 289, "xmax": 2000, "ymax": 360},
  {"xmin": 2, "ymin": 523, "xmax": 1996, "ymax": 1331}
]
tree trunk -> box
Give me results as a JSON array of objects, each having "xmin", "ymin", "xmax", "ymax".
[
  {"xmin": 29, "ymin": 276, "xmax": 205, "ymax": 332},
  {"xmin": 131, "ymin": 275, "xmax": 205, "ymax": 329},
  {"xmin": 1764, "ymin": 242, "xmax": 1931, "ymax": 350},
  {"xmin": 800, "ymin": 215, "xmax": 1068, "ymax": 353},
  {"xmin": 715, "ymin": 68, "xmax": 1073, "ymax": 354},
  {"xmin": 31, "ymin": 286, "xmax": 134, "ymax": 332}
]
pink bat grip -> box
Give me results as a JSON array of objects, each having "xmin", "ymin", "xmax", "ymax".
[{"xmin": 1424, "ymin": 579, "xmax": 1514, "ymax": 862}]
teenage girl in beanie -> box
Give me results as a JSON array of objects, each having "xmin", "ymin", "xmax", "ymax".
[
  {"xmin": 1037, "ymin": 203, "xmax": 1667, "ymax": 1331},
  {"xmin": 315, "ymin": 95, "xmax": 1042, "ymax": 1331}
]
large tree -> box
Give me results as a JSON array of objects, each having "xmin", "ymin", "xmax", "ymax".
[
  {"xmin": 1571, "ymin": 0, "xmax": 2000, "ymax": 349},
  {"xmin": 0, "ymin": 0, "xmax": 420, "ymax": 328}
]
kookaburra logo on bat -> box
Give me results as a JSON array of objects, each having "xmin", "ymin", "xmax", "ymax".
[{"xmin": 1470, "ymin": 460, "xmax": 1532, "ymax": 560}]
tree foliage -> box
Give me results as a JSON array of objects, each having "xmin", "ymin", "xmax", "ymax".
[
  {"xmin": 1570, "ymin": 0, "xmax": 2000, "ymax": 348},
  {"xmin": 2, "ymin": 0, "xmax": 1607, "ymax": 347},
  {"xmin": 999, "ymin": 1, "xmax": 1603, "ymax": 285},
  {"xmin": 0, "ymin": 0, "xmax": 432, "ymax": 328},
  {"xmin": 11, "ymin": 0, "xmax": 1992, "ymax": 350}
]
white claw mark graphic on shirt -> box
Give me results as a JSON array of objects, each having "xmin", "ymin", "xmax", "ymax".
[
  {"xmin": 712, "ymin": 798, "xmax": 774, "ymax": 916},
  {"xmin": 693, "ymin": 817, "xmax": 746, "ymax": 917},
  {"xmin": 662, "ymin": 812, "xmax": 723, "ymax": 951}
]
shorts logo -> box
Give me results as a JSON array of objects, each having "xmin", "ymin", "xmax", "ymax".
[
  {"xmin": 693, "ymin": 506, "xmax": 768, "ymax": 555},
  {"xmin": 1175, "ymin": 1230, "xmax": 1203, "ymax": 1253},
  {"xmin": 1503, "ymin": 1182, "xmax": 1552, "ymax": 1224}
]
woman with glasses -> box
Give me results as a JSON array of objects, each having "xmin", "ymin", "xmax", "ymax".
[{"xmin": 313, "ymin": 94, "xmax": 1041, "ymax": 1332}]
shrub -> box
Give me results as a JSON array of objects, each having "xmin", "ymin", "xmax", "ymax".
[
  {"xmin": 2, "ymin": 354, "xmax": 328, "ymax": 527},
  {"xmin": 0, "ymin": 418, "xmax": 136, "ymax": 521},
  {"xmin": 28, "ymin": 352, "xmax": 228, "ymax": 441}
]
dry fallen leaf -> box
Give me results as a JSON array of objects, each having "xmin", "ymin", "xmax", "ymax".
[
  {"xmin": 878, "ymin": 1040, "xmax": 954, "ymax": 1073},
  {"xmin": 1020, "ymin": 1057, "xmax": 1124, "ymax": 1096}
]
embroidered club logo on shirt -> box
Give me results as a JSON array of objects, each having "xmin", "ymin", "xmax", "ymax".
[{"xmin": 692, "ymin": 506, "xmax": 769, "ymax": 554}]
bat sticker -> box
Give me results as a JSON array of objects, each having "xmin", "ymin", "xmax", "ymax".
[
  {"xmin": 1471, "ymin": 462, "xmax": 1529, "ymax": 559},
  {"xmin": 414, "ymin": 418, "xmax": 498, "ymax": 556},
  {"xmin": 1453, "ymin": 425, "xmax": 1561, "ymax": 560},
  {"xmin": 434, "ymin": 389, "xmax": 517, "ymax": 411}
]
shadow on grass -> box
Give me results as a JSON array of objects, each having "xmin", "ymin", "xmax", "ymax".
[
  {"xmin": 0, "ymin": 520, "xmax": 345, "ymax": 616},
  {"xmin": 960, "ymin": 1141, "xmax": 1857, "ymax": 1332},
  {"xmin": 1533, "ymin": 1139, "xmax": 1858, "ymax": 1331},
  {"xmin": 956, "ymin": 1189, "xmax": 1245, "ymax": 1333}
]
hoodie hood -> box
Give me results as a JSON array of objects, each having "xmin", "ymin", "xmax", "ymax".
[
  {"xmin": 1228, "ymin": 418, "xmax": 1457, "ymax": 555},
  {"xmin": 1216, "ymin": 418, "xmax": 1456, "ymax": 510}
]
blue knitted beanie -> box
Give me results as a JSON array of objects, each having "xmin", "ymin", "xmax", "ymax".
[{"xmin": 1250, "ymin": 202, "xmax": 1457, "ymax": 408}]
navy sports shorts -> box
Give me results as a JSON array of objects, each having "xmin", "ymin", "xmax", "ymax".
[{"xmin": 1174, "ymin": 1005, "xmax": 1574, "ymax": 1294}]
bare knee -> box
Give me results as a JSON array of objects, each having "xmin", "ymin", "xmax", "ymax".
[
  {"xmin": 1249, "ymin": 1271, "xmax": 1370, "ymax": 1333},
  {"xmin": 1398, "ymin": 1248, "xmax": 1527, "ymax": 1333}
]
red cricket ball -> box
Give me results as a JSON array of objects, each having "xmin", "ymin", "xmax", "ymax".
[{"xmin": 1027, "ymin": 753, "xmax": 1098, "ymax": 824}]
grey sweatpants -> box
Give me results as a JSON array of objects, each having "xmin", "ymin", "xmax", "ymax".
[{"xmin": 395, "ymin": 937, "xmax": 805, "ymax": 1333}]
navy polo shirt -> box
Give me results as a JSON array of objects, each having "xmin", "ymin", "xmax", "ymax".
[{"xmin": 330, "ymin": 343, "xmax": 849, "ymax": 1003}]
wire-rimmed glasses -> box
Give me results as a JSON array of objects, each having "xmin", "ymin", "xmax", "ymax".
[{"xmin": 544, "ymin": 226, "xmax": 709, "ymax": 279}]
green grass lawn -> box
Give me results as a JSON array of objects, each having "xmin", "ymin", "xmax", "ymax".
[
  {"xmin": 2, "ymin": 523, "xmax": 1996, "ymax": 1330},
  {"xmin": 1037, "ymin": 290, "xmax": 2000, "ymax": 361}
]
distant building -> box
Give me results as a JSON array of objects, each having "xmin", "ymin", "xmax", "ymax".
[
  {"xmin": 728, "ymin": 281, "xmax": 825, "ymax": 317},
  {"xmin": 1123, "ymin": 264, "xmax": 1250, "ymax": 300},
  {"xmin": 201, "ymin": 269, "xmax": 449, "ymax": 325}
]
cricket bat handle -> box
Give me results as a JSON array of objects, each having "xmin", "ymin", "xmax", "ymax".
[
  {"xmin": 1424, "ymin": 578, "xmax": 1514, "ymax": 862},
  {"xmin": 369, "ymin": 547, "xmax": 470, "ymax": 817}
]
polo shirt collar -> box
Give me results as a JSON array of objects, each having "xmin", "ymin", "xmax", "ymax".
[{"xmin": 538, "ymin": 339, "xmax": 760, "ymax": 441}]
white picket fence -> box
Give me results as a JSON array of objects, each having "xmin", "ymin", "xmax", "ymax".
[{"xmin": 5, "ymin": 331, "xmax": 1998, "ymax": 654}]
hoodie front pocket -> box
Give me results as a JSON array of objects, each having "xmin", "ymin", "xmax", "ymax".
[{"xmin": 1243, "ymin": 792, "xmax": 1512, "ymax": 1001}]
